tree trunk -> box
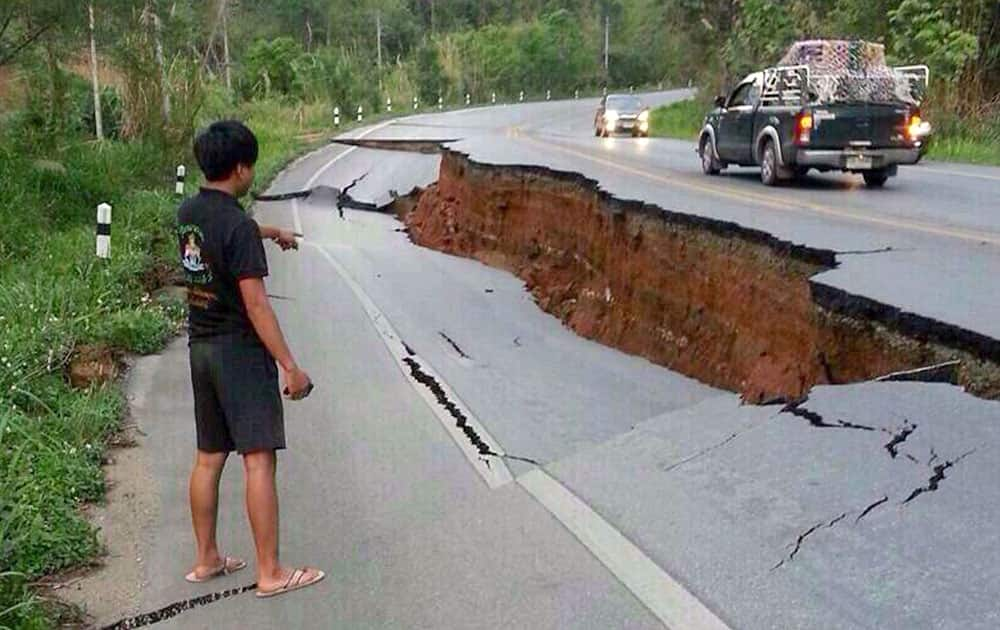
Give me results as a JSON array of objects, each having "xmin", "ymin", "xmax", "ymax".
[
  {"xmin": 88, "ymin": 2, "xmax": 104, "ymax": 140},
  {"xmin": 150, "ymin": 3, "xmax": 171, "ymax": 123},
  {"xmin": 221, "ymin": 0, "xmax": 232, "ymax": 92}
]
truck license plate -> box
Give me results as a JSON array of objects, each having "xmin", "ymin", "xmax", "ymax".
[{"xmin": 847, "ymin": 155, "xmax": 872, "ymax": 170}]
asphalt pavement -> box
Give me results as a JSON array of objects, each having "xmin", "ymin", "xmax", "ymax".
[{"xmin": 121, "ymin": 92, "xmax": 1000, "ymax": 629}]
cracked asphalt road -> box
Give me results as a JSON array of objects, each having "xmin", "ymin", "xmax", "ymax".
[{"xmin": 123, "ymin": 93, "xmax": 1000, "ymax": 629}]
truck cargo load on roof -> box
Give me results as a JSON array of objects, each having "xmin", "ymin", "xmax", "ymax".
[{"xmin": 775, "ymin": 39, "xmax": 927, "ymax": 105}]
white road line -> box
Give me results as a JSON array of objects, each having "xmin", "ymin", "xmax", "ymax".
[
  {"xmin": 291, "ymin": 120, "xmax": 513, "ymax": 488},
  {"xmin": 307, "ymin": 243, "xmax": 513, "ymax": 489},
  {"xmin": 291, "ymin": 119, "xmax": 397, "ymax": 235},
  {"xmin": 519, "ymin": 469, "xmax": 732, "ymax": 630},
  {"xmin": 915, "ymin": 165, "xmax": 1000, "ymax": 182}
]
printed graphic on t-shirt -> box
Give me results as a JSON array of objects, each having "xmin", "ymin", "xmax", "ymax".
[
  {"xmin": 177, "ymin": 223, "xmax": 216, "ymax": 309},
  {"xmin": 178, "ymin": 224, "xmax": 213, "ymax": 284}
]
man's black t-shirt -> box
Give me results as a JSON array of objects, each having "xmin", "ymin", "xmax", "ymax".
[{"xmin": 177, "ymin": 188, "xmax": 268, "ymax": 341}]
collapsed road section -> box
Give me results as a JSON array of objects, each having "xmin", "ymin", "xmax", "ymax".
[{"xmin": 338, "ymin": 139, "xmax": 1000, "ymax": 404}]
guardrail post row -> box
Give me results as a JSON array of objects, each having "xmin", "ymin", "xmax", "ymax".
[
  {"xmin": 175, "ymin": 165, "xmax": 185, "ymax": 196},
  {"xmin": 96, "ymin": 202, "xmax": 111, "ymax": 259}
]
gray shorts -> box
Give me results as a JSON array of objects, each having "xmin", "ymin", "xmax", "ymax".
[{"xmin": 189, "ymin": 337, "xmax": 285, "ymax": 453}]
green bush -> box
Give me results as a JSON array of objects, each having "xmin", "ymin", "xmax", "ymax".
[
  {"xmin": 240, "ymin": 37, "xmax": 305, "ymax": 99},
  {"xmin": 649, "ymin": 99, "xmax": 705, "ymax": 140}
]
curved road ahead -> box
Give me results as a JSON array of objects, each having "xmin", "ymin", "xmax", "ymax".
[{"xmin": 123, "ymin": 93, "xmax": 1000, "ymax": 630}]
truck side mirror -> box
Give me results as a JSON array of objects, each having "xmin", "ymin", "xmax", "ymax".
[{"xmin": 714, "ymin": 95, "xmax": 727, "ymax": 108}]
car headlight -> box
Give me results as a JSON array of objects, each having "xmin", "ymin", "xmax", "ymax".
[
  {"xmin": 604, "ymin": 110, "xmax": 619, "ymax": 122},
  {"xmin": 638, "ymin": 110, "xmax": 650, "ymax": 122}
]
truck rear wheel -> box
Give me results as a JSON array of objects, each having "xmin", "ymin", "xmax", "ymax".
[
  {"xmin": 760, "ymin": 140, "xmax": 779, "ymax": 186},
  {"xmin": 863, "ymin": 170, "xmax": 889, "ymax": 187}
]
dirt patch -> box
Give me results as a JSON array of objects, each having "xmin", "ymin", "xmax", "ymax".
[
  {"xmin": 401, "ymin": 151, "xmax": 1000, "ymax": 402},
  {"xmin": 68, "ymin": 345, "xmax": 121, "ymax": 389},
  {"xmin": 141, "ymin": 260, "xmax": 182, "ymax": 295}
]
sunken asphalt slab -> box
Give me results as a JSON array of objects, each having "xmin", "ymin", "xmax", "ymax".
[{"xmin": 121, "ymin": 94, "xmax": 1000, "ymax": 629}]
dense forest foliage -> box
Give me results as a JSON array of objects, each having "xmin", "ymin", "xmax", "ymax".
[{"xmin": 1, "ymin": 0, "xmax": 997, "ymax": 151}]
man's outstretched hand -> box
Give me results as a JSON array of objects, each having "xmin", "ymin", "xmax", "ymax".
[
  {"xmin": 282, "ymin": 365, "xmax": 313, "ymax": 400},
  {"xmin": 273, "ymin": 228, "xmax": 299, "ymax": 251}
]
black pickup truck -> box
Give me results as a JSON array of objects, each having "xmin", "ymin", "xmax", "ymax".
[{"xmin": 698, "ymin": 62, "xmax": 929, "ymax": 187}]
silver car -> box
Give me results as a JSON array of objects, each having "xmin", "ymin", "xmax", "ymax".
[{"xmin": 594, "ymin": 94, "xmax": 650, "ymax": 137}]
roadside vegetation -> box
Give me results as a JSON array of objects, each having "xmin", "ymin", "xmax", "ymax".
[{"xmin": 649, "ymin": 99, "xmax": 704, "ymax": 142}]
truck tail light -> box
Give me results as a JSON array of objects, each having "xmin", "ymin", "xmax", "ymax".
[
  {"xmin": 795, "ymin": 111, "xmax": 813, "ymax": 145},
  {"xmin": 907, "ymin": 112, "xmax": 923, "ymax": 141}
]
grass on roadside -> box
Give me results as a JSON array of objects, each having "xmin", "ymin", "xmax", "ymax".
[
  {"xmin": 649, "ymin": 99, "xmax": 704, "ymax": 141},
  {"xmin": 926, "ymin": 134, "xmax": 1000, "ymax": 165}
]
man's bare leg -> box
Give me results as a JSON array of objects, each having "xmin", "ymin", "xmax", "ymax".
[
  {"xmin": 243, "ymin": 449, "xmax": 281, "ymax": 584},
  {"xmin": 244, "ymin": 449, "xmax": 322, "ymax": 593},
  {"xmin": 188, "ymin": 449, "xmax": 228, "ymax": 577}
]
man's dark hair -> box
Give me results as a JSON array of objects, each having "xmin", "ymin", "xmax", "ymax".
[{"xmin": 193, "ymin": 120, "xmax": 259, "ymax": 181}]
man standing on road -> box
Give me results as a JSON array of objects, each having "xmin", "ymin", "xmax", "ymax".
[{"xmin": 176, "ymin": 120, "xmax": 324, "ymax": 598}]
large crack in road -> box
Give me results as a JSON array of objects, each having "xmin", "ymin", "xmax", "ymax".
[{"xmin": 332, "ymin": 141, "xmax": 1000, "ymax": 403}]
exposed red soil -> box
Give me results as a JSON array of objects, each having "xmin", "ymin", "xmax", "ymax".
[
  {"xmin": 68, "ymin": 345, "xmax": 120, "ymax": 389},
  {"xmin": 401, "ymin": 151, "xmax": 999, "ymax": 402}
]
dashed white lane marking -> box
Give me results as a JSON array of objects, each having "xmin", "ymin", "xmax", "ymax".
[{"xmin": 519, "ymin": 469, "xmax": 733, "ymax": 630}]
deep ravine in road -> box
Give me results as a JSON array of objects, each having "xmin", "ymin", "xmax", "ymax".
[{"xmin": 371, "ymin": 146, "xmax": 1000, "ymax": 403}]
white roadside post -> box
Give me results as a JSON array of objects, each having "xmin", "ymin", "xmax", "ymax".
[
  {"xmin": 413, "ymin": 95, "xmax": 419, "ymax": 110},
  {"xmin": 491, "ymin": 91, "xmax": 496, "ymax": 104},
  {"xmin": 546, "ymin": 89, "xmax": 551, "ymax": 100},
  {"xmin": 603, "ymin": 86, "xmax": 608, "ymax": 96},
  {"xmin": 386, "ymin": 97, "xmax": 392, "ymax": 113},
  {"xmin": 438, "ymin": 95, "xmax": 443, "ymax": 110},
  {"xmin": 96, "ymin": 203, "xmax": 111, "ymax": 259},
  {"xmin": 357, "ymin": 105, "xmax": 363, "ymax": 122},
  {"xmin": 465, "ymin": 93, "xmax": 471, "ymax": 106},
  {"xmin": 629, "ymin": 85, "xmax": 634, "ymax": 93},
  {"xmin": 334, "ymin": 106, "xmax": 340, "ymax": 127},
  {"xmin": 519, "ymin": 90, "xmax": 524, "ymax": 102},
  {"xmin": 575, "ymin": 89, "xmax": 579, "ymax": 99},
  {"xmin": 175, "ymin": 165, "xmax": 185, "ymax": 196}
]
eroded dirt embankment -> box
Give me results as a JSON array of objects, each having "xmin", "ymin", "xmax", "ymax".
[{"xmin": 393, "ymin": 150, "xmax": 1000, "ymax": 403}]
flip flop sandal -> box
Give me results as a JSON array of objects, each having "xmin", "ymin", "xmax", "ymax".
[
  {"xmin": 184, "ymin": 556, "xmax": 247, "ymax": 583},
  {"xmin": 256, "ymin": 567, "xmax": 326, "ymax": 599}
]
